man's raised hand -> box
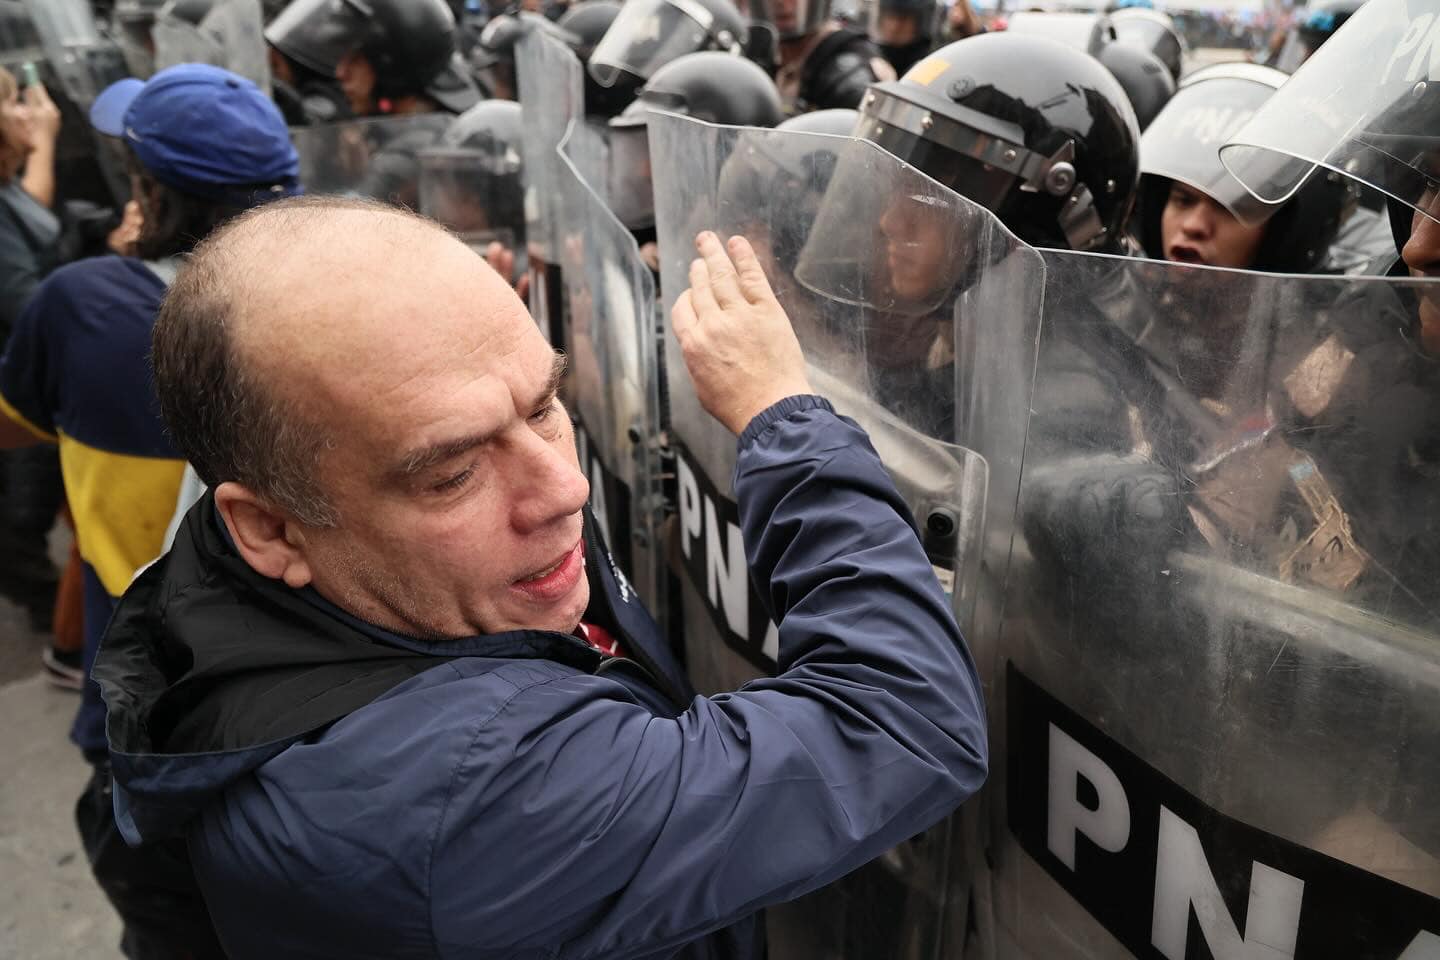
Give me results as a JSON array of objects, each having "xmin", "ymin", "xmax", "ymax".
[{"xmin": 670, "ymin": 232, "xmax": 813, "ymax": 435}]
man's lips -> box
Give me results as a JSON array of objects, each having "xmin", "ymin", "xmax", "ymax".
[{"xmin": 511, "ymin": 538, "xmax": 585, "ymax": 603}]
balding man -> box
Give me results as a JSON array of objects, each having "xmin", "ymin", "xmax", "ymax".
[{"xmin": 94, "ymin": 196, "xmax": 988, "ymax": 960}]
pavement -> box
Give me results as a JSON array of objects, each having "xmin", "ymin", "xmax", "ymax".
[{"xmin": 0, "ymin": 527, "xmax": 124, "ymax": 960}]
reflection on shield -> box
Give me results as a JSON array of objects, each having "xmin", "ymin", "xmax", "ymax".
[
  {"xmin": 291, "ymin": 113, "xmax": 451, "ymax": 209},
  {"xmin": 990, "ymin": 247, "xmax": 1440, "ymax": 956},
  {"xmin": 653, "ymin": 111, "xmax": 1045, "ymax": 960}
]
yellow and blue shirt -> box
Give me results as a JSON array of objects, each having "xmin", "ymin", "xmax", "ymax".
[{"xmin": 0, "ymin": 255, "xmax": 184, "ymax": 755}]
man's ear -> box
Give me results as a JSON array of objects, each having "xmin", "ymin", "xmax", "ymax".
[{"xmin": 213, "ymin": 481, "xmax": 314, "ymax": 589}]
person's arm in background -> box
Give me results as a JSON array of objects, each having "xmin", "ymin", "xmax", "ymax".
[
  {"xmin": 0, "ymin": 269, "xmax": 62, "ymax": 450},
  {"xmin": 19, "ymin": 82, "xmax": 60, "ymax": 210}
]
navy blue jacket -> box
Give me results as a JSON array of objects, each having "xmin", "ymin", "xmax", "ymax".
[{"xmin": 94, "ymin": 397, "xmax": 989, "ymax": 959}]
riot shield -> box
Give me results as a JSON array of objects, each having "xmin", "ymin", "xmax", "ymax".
[
  {"xmin": 549, "ymin": 143, "xmax": 667, "ymax": 621},
  {"xmin": 20, "ymin": 0, "xmax": 130, "ymax": 205},
  {"xmin": 986, "ymin": 249, "xmax": 1440, "ymax": 958},
  {"xmin": 153, "ymin": 0, "xmax": 270, "ymax": 92},
  {"xmin": 291, "ymin": 114, "xmax": 452, "ymax": 208},
  {"xmin": 515, "ymin": 24, "xmax": 599, "ymax": 346},
  {"xmin": 651, "ymin": 111, "xmax": 1045, "ymax": 960}
]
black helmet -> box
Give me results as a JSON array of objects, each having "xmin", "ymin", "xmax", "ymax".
[
  {"xmin": 557, "ymin": 1, "xmax": 637, "ymax": 118},
  {"xmin": 557, "ymin": 0, "xmax": 622, "ymax": 57},
  {"xmin": 607, "ymin": 51, "xmax": 783, "ymax": 229},
  {"xmin": 1294, "ymin": 0, "xmax": 1364, "ymax": 54},
  {"xmin": 1107, "ymin": 8, "xmax": 1184, "ymax": 81},
  {"xmin": 855, "ymin": 33, "xmax": 1140, "ymax": 252},
  {"xmin": 1098, "ymin": 40, "xmax": 1174, "ymax": 131},
  {"xmin": 587, "ymin": 0, "xmax": 747, "ymax": 89},
  {"xmin": 266, "ymin": 0, "xmax": 480, "ymax": 112},
  {"xmin": 418, "ymin": 99, "xmax": 527, "ymax": 250},
  {"xmin": 1001, "ymin": 11, "xmax": 1110, "ymax": 57},
  {"xmin": 1139, "ymin": 62, "xmax": 1348, "ymax": 273}
]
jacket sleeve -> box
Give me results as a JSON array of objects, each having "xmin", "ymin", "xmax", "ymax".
[
  {"xmin": 0, "ymin": 270, "xmax": 61, "ymax": 441},
  {"xmin": 428, "ymin": 397, "xmax": 988, "ymax": 960}
]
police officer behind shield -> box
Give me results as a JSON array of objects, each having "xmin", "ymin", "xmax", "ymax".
[
  {"xmin": 1137, "ymin": 62, "xmax": 1346, "ymax": 272},
  {"xmin": 868, "ymin": 0, "xmax": 939, "ymax": 76},
  {"xmin": 796, "ymin": 32, "xmax": 1140, "ymax": 436},
  {"xmin": 266, "ymin": 0, "xmax": 480, "ymax": 117},
  {"xmin": 771, "ymin": 0, "xmax": 896, "ymax": 113}
]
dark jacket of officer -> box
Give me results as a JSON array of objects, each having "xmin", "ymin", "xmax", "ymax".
[{"xmin": 94, "ymin": 397, "xmax": 990, "ymax": 960}]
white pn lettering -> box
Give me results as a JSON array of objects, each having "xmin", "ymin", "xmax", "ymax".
[{"xmin": 1152, "ymin": 806, "xmax": 1304, "ymax": 960}]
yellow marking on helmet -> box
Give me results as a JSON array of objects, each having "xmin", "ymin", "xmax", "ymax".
[{"xmin": 908, "ymin": 57, "xmax": 950, "ymax": 87}]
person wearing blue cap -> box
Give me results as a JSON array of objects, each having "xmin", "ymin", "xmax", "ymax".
[{"xmin": 0, "ymin": 62, "xmax": 300, "ymax": 960}]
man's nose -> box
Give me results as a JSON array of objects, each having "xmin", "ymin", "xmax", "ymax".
[
  {"xmin": 1403, "ymin": 200, "xmax": 1440, "ymax": 276},
  {"xmin": 510, "ymin": 429, "xmax": 591, "ymax": 534}
]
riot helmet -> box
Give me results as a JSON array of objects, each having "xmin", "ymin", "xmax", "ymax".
[
  {"xmin": 1221, "ymin": 0, "xmax": 1438, "ymax": 259},
  {"xmin": 418, "ymin": 99, "xmax": 526, "ymax": 253},
  {"xmin": 587, "ymin": 0, "xmax": 746, "ymax": 88},
  {"xmin": 869, "ymin": 0, "xmax": 940, "ymax": 77},
  {"xmin": 265, "ymin": 0, "xmax": 479, "ymax": 113},
  {"xmin": 1141, "ymin": 62, "xmax": 1347, "ymax": 272},
  {"xmin": 557, "ymin": 1, "xmax": 637, "ymax": 118},
  {"xmin": 1097, "ymin": 40, "xmax": 1173, "ymax": 131},
  {"xmin": 851, "ymin": 33, "xmax": 1140, "ymax": 252},
  {"xmin": 1001, "ymin": 11, "xmax": 1111, "ymax": 57},
  {"xmin": 1107, "ymin": 7, "xmax": 1184, "ymax": 81},
  {"xmin": 608, "ymin": 51, "xmax": 783, "ymax": 229}
]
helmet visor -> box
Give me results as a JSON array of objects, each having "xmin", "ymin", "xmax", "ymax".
[
  {"xmin": 1222, "ymin": 0, "xmax": 1440, "ymax": 224},
  {"xmin": 796, "ymin": 130, "xmax": 994, "ymax": 317},
  {"xmin": 264, "ymin": 0, "xmax": 369, "ymax": 76},
  {"xmin": 589, "ymin": 0, "xmax": 724, "ymax": 87},
  {"xmin": 1142, "ymin": 75, "xmax": 1279, "ymax": 225}
]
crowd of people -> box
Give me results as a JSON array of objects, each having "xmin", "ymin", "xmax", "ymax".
[{"xmin": 0, "ymin": 0, "xmax": 1435, "ymax": 957}]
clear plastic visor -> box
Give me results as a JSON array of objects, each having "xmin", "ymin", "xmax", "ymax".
[
  {"xmin": 1221, "ymin": 0, "xmax": 1440, "ymax": 224},
  {"xmin": 796, "ymin": 130, "xmax": 996, "ymax": 317},
  {"xmin": 263, "ymin": 0, "xmax": 368, "ymax": 76},
  {"xmin": 1142, "ymin": 77, "xmax": 1281, "ymax": 226},
  {"xmin": 588, "ymin": 0, "xmax": 717, "ymax": 87}
]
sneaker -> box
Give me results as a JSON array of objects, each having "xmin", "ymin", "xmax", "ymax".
[{"xmin": 41, "ymin": 645, "xmax": 84, "ymax": 692}]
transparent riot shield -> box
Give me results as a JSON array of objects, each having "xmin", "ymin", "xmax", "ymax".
[
  {"xmin": 21, "ymin": 0, "xmax": 130, "ymax": 205},
  {"xmin": 651, "ymin": 111, "xmax": 1045, "ymax": 960},
  {"xmin": 153, "ymin": 0, "xmax": 270, "ymax": 92},
  {"xmin": 291, "ymin": 114, "xmax": 452, "ymax": 208},
  {"xmin": 515, "ymin": 25, "xmax": 590, "ymax": 346},
  {"xmin": 549, "ymin": 144, "xmax": 666, "ymax": 620},
  {"xmin": 987, "ymin": 249, "xmax": 1440, "ymax": 958}
]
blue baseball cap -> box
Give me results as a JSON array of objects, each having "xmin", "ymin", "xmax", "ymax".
[{"xmin": 90, "ymin": 64, "xmax": 302, "ymax": 205}]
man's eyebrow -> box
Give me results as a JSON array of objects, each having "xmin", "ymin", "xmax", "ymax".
[
  {"xmin": 391, "ymin": 351, "xmax": 569, "ymax": 480},
  {"xmin": 538, "ymin": 350, "xmax": 568, "ymax": 405}
]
